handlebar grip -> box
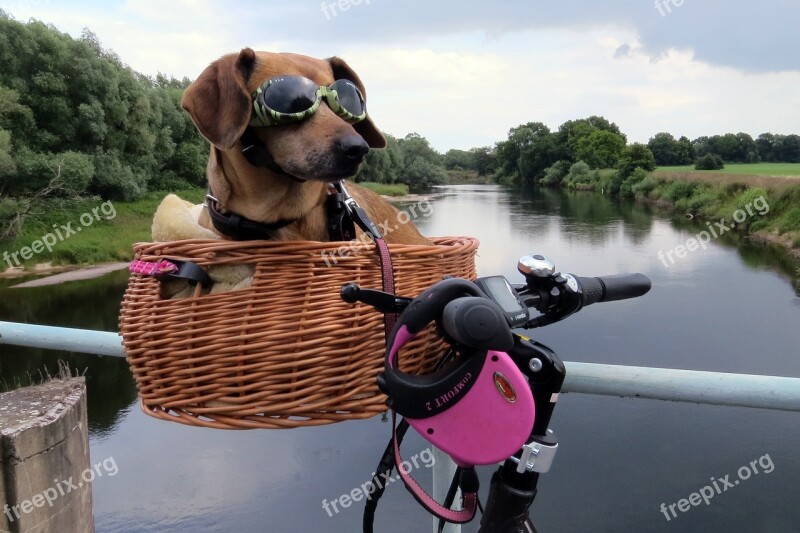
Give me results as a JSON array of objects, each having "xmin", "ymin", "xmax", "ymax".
[{"xmin": 576, "ymin": 274, "xmax": 651, "ymax": 306}]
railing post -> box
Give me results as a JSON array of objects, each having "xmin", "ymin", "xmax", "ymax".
[{"xmin": 0, "ymin": 378, "xmax": 94, "ymax": 533}]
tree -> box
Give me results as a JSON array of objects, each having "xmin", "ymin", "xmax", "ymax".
[
  {"xmin": 555, "ymin": 116, "xmax": 626, "ymax": 162},
  {"xmin": 0, "ymin": 130, "xmax": 14, "ymax": 178},
  {"xmin": 575, "ymin": 130, "xmax": 626, "ymax": 169},
  {"xmin": 469, "ymin": 146, "xmax": 497, "ymax": 176},
  {"xmin": 756, "ymin": 133, "xmax": 776, "ymax": 162},
  {"xmin": 648, "ymin": 132, "xmax": 680, "ymax": 166},
  {"xmin": 695, "ymin": 153, "xmax": 724, "ymax": 170},
  {"xmin": 617, "ymin": 143, "xmax": 656, "ymax": 178},
  {"xmin": 396, "ymin": 133, "xmax": 446, "ymax": 191},
  {"xmin": 495, "ymin": 122, "xmax": 559, "ymax": 185},
  {"xmin": 442, "ymin": 149, "xmax": 473, "ymax": 170},
  {"xmin": 676, "ymin": 136, "xmax": 695, "ymax": 165}
]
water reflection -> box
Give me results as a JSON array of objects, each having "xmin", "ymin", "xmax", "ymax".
[
  {"xmin": 0, "ymin": 185, "xmax": 798, "ymax": 532},
  {"xmin": 0, "ymin": 269, "xmax": 137, "ymax": 436}
]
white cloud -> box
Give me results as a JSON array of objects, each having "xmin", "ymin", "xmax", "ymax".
[{"xmin": 2, "ymin": 2, "xmax": 798, "ymax": 151}]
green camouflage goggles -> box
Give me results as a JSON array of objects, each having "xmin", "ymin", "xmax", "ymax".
[{"xmin": 250, "ymin": 75, "xmax": 367, "ymax": 127}]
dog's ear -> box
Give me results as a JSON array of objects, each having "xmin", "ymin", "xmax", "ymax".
[
  {"xmin": 182, "ymin": 48, "xmax": 257, "ymax": 150},
  {"xmin": 327, "ymin": 56, "xmax": 386, "ymax": 149}
]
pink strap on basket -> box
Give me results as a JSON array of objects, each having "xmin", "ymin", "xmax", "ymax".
[{"xmin": 129, "ymin": 259, "xmax": 178, "ymax": 277}]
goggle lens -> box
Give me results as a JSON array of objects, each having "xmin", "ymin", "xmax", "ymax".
[
  {"xmin": 253, "ymin": 75, "xmax": 366, "ymax": 126},
  {"xmin": 262, "ymin": 76, "xmax": 319, "ymax": 114}
]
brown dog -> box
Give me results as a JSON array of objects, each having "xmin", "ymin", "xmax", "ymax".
[{"xmin": 181, "ymin": 48, "xmax": 429, "ymax": 245}]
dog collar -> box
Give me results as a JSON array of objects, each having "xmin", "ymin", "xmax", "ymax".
[
  {"xmin": 205, "ymin": 192, "xmax": 298, "ymax": 241},
  {"xmin": 204, "ymin": 182, "xmax": 361, "ymax": 242}
]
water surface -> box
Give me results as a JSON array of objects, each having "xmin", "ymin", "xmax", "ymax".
[{"xmin": 1, "ymin": 185, "xmax": 798, "ymax": 532}]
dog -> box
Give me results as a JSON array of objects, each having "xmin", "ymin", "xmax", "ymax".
[{"xmin": 180, "ymin": 48, "xmax": 429, "ymax": 245}]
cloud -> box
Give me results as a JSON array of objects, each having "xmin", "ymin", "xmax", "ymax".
[
  {"xmin": 292, "ymin": 0, "xmax": 800, "ymax": 74},
  {"xmin": 1, "ymin": 0, "xmax": 797, "ymax": 152}
]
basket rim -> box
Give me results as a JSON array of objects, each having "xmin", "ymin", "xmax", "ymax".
[{"xmin": 131, "ymin": 235, "xmax": 479, "ymax": 253}]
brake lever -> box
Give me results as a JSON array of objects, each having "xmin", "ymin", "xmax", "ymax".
[{"xmin": 340, "ymin": 283, "xmax": 412, "ymax": 314}]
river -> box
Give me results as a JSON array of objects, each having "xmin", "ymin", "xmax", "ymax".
[{"xmin": 1, "ymin": 184, "xmax": 798, "ymax": 532}]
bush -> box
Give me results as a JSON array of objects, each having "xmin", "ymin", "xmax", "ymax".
[
  {"xmin": 695, "ymin": 153, "xmax": 724, "ymax": 170},
  {"xmin": 632, "ymin": 175, "xmax": 659, "ymax": 197},
  {"xmin": 777, "ymin": 207, "xmax": 800, "ymax": 234},
  {"xmin": 617, "ymin": 143, "xmax": 656, "ymax": 178},
  {"xmin": 732, "ymin": 187, "xmax": 769, "ymax": 215},
  {"xmin": 677, "ymin": 191, "xmax": 717, "ymax": 214},
  {"xmin": 619, "ymin": 167, "xmax": 649, "ymax": 198},
  {"xmin": 662, "ymin": 180, "xmax": 697, "ymax": 202},
  {"xmin": 564, "ymin": 161, "xmax": 593, "ymax": 189},
  {"xmin": 540, "ymin": 160, "xmax": 571, "ymax": 186}
]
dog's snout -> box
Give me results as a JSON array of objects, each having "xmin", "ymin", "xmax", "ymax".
[{"xmin": 337, "ymin": 135, "xmax": 370, "ymax": 162}]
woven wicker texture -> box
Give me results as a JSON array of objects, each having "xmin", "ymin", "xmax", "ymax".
[{"xmin": 119, "ymin": 237, "xmax": 479, "ymax": 429}]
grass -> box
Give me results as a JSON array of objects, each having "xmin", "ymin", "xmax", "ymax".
[
  {"xmin": 357, "ymin": 182, "xmax": 410, "ymax": 197},
  {"xmin": 0, "ymin": 189, "xmax": 205, "ymax": 271},
  {"xmin": 656, "ymin": 163, "xmax": 800, "ymax": 177}
]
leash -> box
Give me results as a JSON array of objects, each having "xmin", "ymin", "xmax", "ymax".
[
  {"xmin": 333, "ymin": 181, "xmax": 397, "ymax": 338},
  {"xmin": 362, "ymin": 345, "xmax": 481, "ymax": 532}
]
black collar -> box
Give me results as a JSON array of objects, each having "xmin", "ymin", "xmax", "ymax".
[
  {"xmin": 204, "ymin": 182, "xmax": 358, "ymax": 242},
  {"xmin": 205, "ymin": 192, "xmax": 297, "ymax": 241}
]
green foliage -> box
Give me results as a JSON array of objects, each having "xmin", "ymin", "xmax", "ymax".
[
  {"xmin": 356, "ymin": 133, "xmax": 404, "ymax": 184},
  {"xmin": 495, "ymin": 122, "xmax": 559, "ymax": 185},
  {"xmin": 563, "ymin": 161, "xmax": 593, "ymax": 189},
  {"xmin": 695, "ymin": 153, "xmax": 725, "ymax": 170},
  {"xmin": 540, "ymin": 160, "xmax": 571, "ymax": 187},
  {"xmin": 632, "ymin": 175, "xmax": 659, "ymax": 198},
  {"xmin": 618, "ymin": 143, "xmax": 656, "ymax": 178},
  {"xmin": 675, "ymin": 190, "xmax": 716, "ymax": 214},
  {"xmin": 619, "ymin": 167, "xmax": 649, "ymax": 198},
  {"xmin": 0, "ymin": 15, "xmax": 208, "ymax": 213},
  {"xmin": 662, "ymin": 180, "xmax": 698, "ymax": 202},
  {"xmin": 470, "ymin": 146, "xmax": 498, "ymax": 176},
  {"xmin": 648, "ymin": 132, "xmax": 694, "ymax": 166},
  {"xmin": 575, "ymin": 130, "xmax": 626, "ymax": 169},
  {"xmin": 357, "ymin": 182, "xmax": 409, "ymax": 197},
  {"xmin": 0, "ymin": 129, "xmax": 15, "ymax": 179},
  {"xmin": 396, "ymin": 133, "xmax": 446, "ymax": 192}
]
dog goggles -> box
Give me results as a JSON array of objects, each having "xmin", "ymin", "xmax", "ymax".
[{"xmin": 250, "ymin": 75, "xmax": 367, "ymax": 127}]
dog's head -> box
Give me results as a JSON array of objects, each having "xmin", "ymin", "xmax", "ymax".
[{"xmin": 182, "ymin": 48, "xmax": 385, "ymax": 182}]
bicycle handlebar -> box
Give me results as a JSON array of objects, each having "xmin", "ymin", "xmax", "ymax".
[{"xmin": 576, "ymin": 273, "xmax": 652, "ymax": 307}]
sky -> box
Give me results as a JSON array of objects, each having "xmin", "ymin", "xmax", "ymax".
[{"xmin": 1, "ymin": 0, "xmax": 799, "ymax": 152}]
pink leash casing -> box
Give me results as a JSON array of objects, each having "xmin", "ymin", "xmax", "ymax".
[{"xmin": 406, "ymin": 349, "xmax": 535, "ymax": 467}]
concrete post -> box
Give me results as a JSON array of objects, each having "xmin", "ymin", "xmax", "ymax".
[{"xmin": 0, "ymin": 378, "xmax": 94, "ymax": 533}]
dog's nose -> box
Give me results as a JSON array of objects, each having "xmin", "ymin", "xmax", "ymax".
[{"xmin": 337, "ymin": 135, "xmax": 370, "ymax": 162}]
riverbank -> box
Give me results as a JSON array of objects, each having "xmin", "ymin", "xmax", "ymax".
[
  {"xmin": 543, "ymin": 168, "xmax": 800, "ymax": 260},
  {"xmin": 634, "ymin": 175, "xmax": 800, "ymax": 259},
  {"xmin": 0, "ymin": 184, "xmax": 436, "ymax": 278},
  {"xmin": 0, "ymin": 189, "xmax": 205, "ymax": 276}
]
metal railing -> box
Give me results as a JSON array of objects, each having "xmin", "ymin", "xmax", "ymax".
[
  {"xmin": 3, "ymin": 320, "xmax": 800, "ymax": 533},
  {"xmin": 3, "ymin": 321, "xmax": 800, "ymax": 411}
]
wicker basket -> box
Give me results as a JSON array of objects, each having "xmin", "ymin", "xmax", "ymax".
[{"xmin": 119, "ymin": 237, "xmax": 479, "ymax": 429}]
